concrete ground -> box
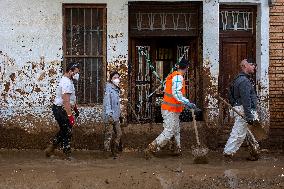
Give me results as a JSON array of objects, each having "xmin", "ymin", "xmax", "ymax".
[{"xmin": 0, "ymin": 149, "xmax": 283, "ymax": 189}]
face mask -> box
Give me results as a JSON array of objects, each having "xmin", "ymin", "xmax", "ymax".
[
  {"xmin": 73, "ymin": 73, "xmax": 79, "ymax": 81},
  {"xmin": 112, "ymin": 78, "xmax": 120, "ymax": 86}
]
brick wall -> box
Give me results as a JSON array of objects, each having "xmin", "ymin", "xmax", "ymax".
[{"xmin": 269, "ymin": 0, "xmax": 284, "ymax": 147}]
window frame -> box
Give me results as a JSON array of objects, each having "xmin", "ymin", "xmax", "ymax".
[{"xmin": 62, "ymin": 3, "xmax": 107, "ymax": 106}]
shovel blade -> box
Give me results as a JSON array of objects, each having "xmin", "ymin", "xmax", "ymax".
[{"xmin": 248, "ymin": 121, "xmax": 267, "ymax": 141}]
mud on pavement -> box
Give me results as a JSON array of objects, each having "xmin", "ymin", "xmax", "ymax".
[{"xmin": 0, "ymin": 149, "xmax": 283, "ymax": 189}]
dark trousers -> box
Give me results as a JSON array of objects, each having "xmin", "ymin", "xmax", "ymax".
[{"xmin": 52, "ymin": 105, "xmax": 72, "ymax": 154}]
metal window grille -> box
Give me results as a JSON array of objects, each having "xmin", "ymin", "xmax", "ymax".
[{"xmin": 63, "ymin": 4, "xmax": 106, "ymax": 104}]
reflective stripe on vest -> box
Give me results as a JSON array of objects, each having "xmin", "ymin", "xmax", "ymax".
[{"xmin": 161, "ymin": 71, "xmax": 186, "ymax": 113}]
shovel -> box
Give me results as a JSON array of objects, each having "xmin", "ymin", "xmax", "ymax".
[
  {"xmin": 218, "ymin": 96, "xmax": 267, "ymax": 141},
  {"xmin": 191, "ymin": 109, "xmax": 209, "ymax": 164}
]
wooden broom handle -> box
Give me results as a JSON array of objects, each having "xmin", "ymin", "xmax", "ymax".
[{"xmin": 191, "ymin": 109, "xmax": 200, "ymax": 146}]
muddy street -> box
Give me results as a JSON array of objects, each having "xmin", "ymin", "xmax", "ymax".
[{"xmin": 0, "ymin": 149, "xmax": 283, "ymax": 189}]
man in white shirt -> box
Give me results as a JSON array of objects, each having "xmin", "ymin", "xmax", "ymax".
[{"xmin": 45, "ymin": 63, "xmax": 80, "ymax": 160}]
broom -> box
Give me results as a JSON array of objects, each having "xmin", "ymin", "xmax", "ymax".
[{"xmin": 191, "ymin": 109, "xmax": 209, "ymax": 164}]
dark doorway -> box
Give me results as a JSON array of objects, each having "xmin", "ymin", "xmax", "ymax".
[{"xmin": 129, "ymin": 37, "xmax": 200, "ymax": 123}]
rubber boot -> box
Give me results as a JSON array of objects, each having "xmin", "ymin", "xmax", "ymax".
[
  {"xmin": 63, "ymin": 149, "xmax": 74, "ymax": 161},
  {"xmin": 172, "ymin": 147, "xmax": 182, "ymax": 157},
  {"xmin": 44, "ymin": 144, "xmax": 56, "ymax": 158},
  {"xmin": 144, "ymin": 142, "xmax": 158, "ymax": 160}
]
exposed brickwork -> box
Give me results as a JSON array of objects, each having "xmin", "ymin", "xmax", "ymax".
[{"xmin": 269, "ymin": 1, "xmax": 284, "ymax": 146}]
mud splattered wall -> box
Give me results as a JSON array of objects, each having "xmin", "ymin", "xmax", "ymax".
[
  {"xmin": 269, "ymin": 0, "xmax": 284, "ymax": 144},
  {"xmin": 0, "ymin": 0, "xmax": 271, "ymax": 133},
  {"xmin": 0, "ymin": 0, "xmax": 129, "ymax": 131}
]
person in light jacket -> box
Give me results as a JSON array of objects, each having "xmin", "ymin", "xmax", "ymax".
[{"xmin": 102, "ymin": 71, "xmax": 122, "ymax": 158}]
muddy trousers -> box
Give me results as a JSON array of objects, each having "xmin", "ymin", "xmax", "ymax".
[
  {"xmin": 152, "ymin": 110, "xmax": 181, "ymax": 151},
  {"xmin": 104, "ymin": 120, "xmax": 122, "ymax": 152},
  {"xmin": 224, "ymin": 106, "xmax": 259, "ymax": 155},
  {"xmin": 52, "ymin": 105, "xmax": 72, "ymax": 155}
]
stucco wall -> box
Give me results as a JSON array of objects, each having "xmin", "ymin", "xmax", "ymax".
[{"xmin": 0, "ymin": 0, "xmax": 271, "ymax": 143}]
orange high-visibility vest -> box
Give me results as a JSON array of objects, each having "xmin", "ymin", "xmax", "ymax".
[{"xmin": 161, "ymin": 71, "xmax": 186, "ymax": 113}]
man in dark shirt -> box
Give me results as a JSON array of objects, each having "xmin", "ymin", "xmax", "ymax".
[{"xmin": 224, "ymin": 58, "xmax": 260, "ymax": 161}]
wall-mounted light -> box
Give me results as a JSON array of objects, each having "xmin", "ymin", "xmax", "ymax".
[{"xmin": 269, "ymin": 0, "xmax": 277, "ymax": 7}]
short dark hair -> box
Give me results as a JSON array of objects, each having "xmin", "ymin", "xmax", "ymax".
[
  {"xmin": 246, "ymin": 57, "xmax": 255, "ymax": 64},
  {"xmin": 177, "ymin": 58, "xmax": 189, "ymax": 70},
  {"xmin": 109, "ymin": 71, "xmax": 120, "ymax": 81},
  {"xmin": 66, "ymin": 62, "xmax": 80, "ymax": 72}
]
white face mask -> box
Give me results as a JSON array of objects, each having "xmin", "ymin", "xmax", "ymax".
[
  {"xmin": 73, "ymin": 73, "xmax": 79, "ymax": 81},
  {"xmin": 112, "ymin": 78, "xmax": 120, "ymax": 86}
]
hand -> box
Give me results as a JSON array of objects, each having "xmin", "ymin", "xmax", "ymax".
[
  {"xmin": 185, "ymin": 102, "xmax": 196, "ymax": 110},
  {"xmin": 74, "ymin": 105, "xmax": 79, "ymax": 118},
  {"xmin": 107, "ymin": 115, "xmax": 114, "ymax": 123},
  {"xmin": 68, "ymin": 115, "xmax": 75, "ymax": 126}
]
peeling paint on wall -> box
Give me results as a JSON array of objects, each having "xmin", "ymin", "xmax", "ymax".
[{"xmin": 202, "ymin": 58, "xmax": 219, "ymax": 126}]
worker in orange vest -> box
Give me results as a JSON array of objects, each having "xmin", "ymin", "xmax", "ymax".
[{"xmin": 144, "ymin": 58, "xmax": 197, "ymax": 159}]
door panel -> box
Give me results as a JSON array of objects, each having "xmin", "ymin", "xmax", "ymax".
[
  {"xmin": 219, "ymin": 38, "xmax": 253, "ymax": 99},
  {"xmin": 219, "ymin": 37, "xmax": 254, "ymax": 123}
]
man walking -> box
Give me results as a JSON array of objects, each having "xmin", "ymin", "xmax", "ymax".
[
  {"xmin": 144, "ymin": 58, "xmax": 197, "ymax": 159},
  {"xmin": 224, "ymin": 58, "xmax": 260, "ymax": 161},
  {"xmin": 45, "ymin": 63, "xmax": 80, "ymax": 160}
]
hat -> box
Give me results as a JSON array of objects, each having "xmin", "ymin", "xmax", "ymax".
[{"xmin": 177, "ymin": 58, "xmax": 189, "ymax": 69}]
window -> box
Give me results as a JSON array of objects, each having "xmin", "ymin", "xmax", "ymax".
[{"xmin": 63, "ymin": 4, "xmax": 106, "ymax": 104}]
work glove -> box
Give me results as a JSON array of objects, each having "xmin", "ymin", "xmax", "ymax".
[
  {"xmin": 106, "ymin": 115, "xmax": 114, "ymax": 123},
  {"xmin": 73, "ymin": 105, "xmax": 79, "ymax": 118},
  {"xmin": 185, "ymin": 102, "xmax": 196, "ymax": 110},
  {"xmin": 68, "ymin": 115, "xmax": 75, "ymax": 126}
]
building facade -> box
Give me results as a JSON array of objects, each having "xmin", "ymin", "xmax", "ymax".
[
  {"xmin": 0, "ymin": 0, "xmax": 275, "ymax": 148},
  {"xmin": 269, "ymin": 0, "xmax": 284, "ymax": 147}
]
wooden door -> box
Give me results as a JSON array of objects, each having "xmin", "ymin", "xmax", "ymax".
[
  {"xmin": 219, "ymin": 5, "xmax": 256, "ymax": 124},
  {"xmin": 219, "ymin": 37, "xmax": 254, "ymax": 99}
]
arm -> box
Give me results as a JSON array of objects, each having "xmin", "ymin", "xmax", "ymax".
[
  {"xmin": 172, "ymin": 75, "xmax": 190, "ymax": 104},
  {"xmin": 103, "ymin": 85, "xmax": 113, "ymax": 117},
  {"xmin": 239, "ymin": 80, "xmax": 254, "ymax": 120},
  {"xmin": 62, "ymin": 93, "xmax": 72, "ymax": 116}
]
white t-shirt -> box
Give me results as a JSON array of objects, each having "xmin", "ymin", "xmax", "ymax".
[{"xmin": 54, "ymin": 76, "xmax": 76, "ymax": 106}]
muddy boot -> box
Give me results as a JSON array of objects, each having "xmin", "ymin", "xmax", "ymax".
[
  {"xmin": 144, "ymin": 142, "xmax": 157, "ymax": 160},
  {"xmin": 63, "ymin": 150, "xmax": 74, "ymax": 161},
  {"xmin": 247, "ymin": 151, "xmax": 260, "ymax": 161},
  {"xmin": 45, "ymin": 144, "xmax": 56, "ymax": 158},
  {"xmin": 172, "ymin": 147, "xmax": 182, "ymax": 157},
  {"xmin": 223, "ymin": 153, "xmax": 233, "ymax": 163},
  {"xmin": 247, "ymin": 144, "xmax": 260, "ymax": 161}
]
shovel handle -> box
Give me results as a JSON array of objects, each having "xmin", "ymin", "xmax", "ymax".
[
  {"xmin": 217, "ymin": 96, "xmax": 246, "ymax": 120},
  {"xmin": 191, "ymin": 109, "xmax": 200, "ymax": 146}
]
